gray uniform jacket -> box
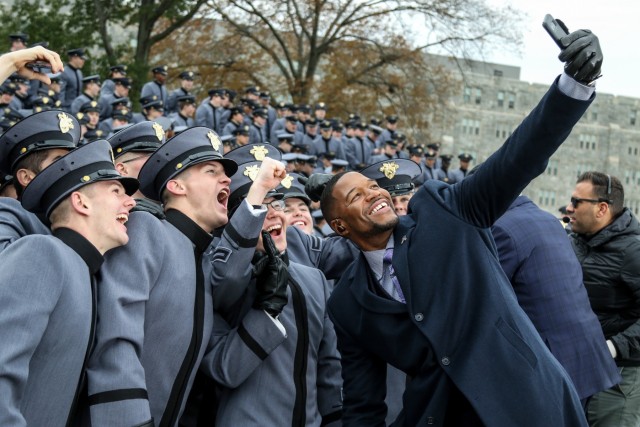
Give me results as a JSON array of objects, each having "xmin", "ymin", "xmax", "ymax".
[
  {"xmin": 166, "ymin": 87, "xmax": 189, "ymax": 115},
  {"xmin": 313, "ymin": 136, "xmax": 346, "ymax": 160},
  {"xmin": 344, "ymin": 137, "xmax": 372, "ymax": 169},
  {"xmin": 270, "ymin": 118, "xmax": 285, "ymax": 145},
  {"xmin": 71, "ymin": 93, "xmax": 95, "ymax": 115},
  {"xmin": 60, "ymin": 64, "xmax": 83, "ymax": 110},
  {"xmin": 88, "ymin": 209, "xmax": 215, "ymax": 427},
  {"xmin": 0, "ymin": 228, "xmax": 98, "ymax": 426},
  {"xmin": 100, "ymin": 79, "xmax": 115, "ymax": 98},
  {"xmin": 0, "ymin": 197, "xmax": 50, "ymax": 253},
  {"xmin": 141, "ymin": 81, "xmax": 168, "ymax": 112},
  {"xmin": 206, "ymin": 202, "xmax": 343, "ymax": 426},
  {"xmin": 249, "ymin": 123, "xmax": 266, "ymax": 145},
  {"xmin": 195, "ymin": 102, "xmax": 224, "ymax": 134},
  {"xmin": 170, "ymin": 112, "xmax": 195, "ymax": 128}
]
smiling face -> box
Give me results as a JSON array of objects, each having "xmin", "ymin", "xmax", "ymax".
[
  {"xmin": 257, "ymin": 197, "xmax": 288, "ymax": 253},
  {"xmin": 170, "ymin": 161, "xmax": 231, "ymax": 232},
  {"xmin": 392, "ymin": 192, "xmax": 413, "ymax": 216},
  {"xmin": 84, "ymin": 180, "xmax": 136, "ymax": 253},
  {"xmin": 330, "ymin": 172, "xmax": 398, "ymax": 250},
  {"xmin": 284, "ymin": 197, "xmax": 313, "ymax": 235}
]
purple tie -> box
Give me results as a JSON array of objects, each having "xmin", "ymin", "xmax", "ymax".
[{"xmin": 382, "ymin": 248, "xmax": 406, "ymax": 303}]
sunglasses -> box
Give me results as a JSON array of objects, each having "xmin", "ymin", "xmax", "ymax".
[{"xmin": 570, "ymin": 197, "xmax": 608, "ymax": 208}]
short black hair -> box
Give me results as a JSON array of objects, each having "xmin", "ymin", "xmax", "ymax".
[
  {"xmin": 320, "ymin": 172, "xmax": 347, "ymax": 224},
  {"xmin": 577, "ymin": 171, "xmax": 624, "ymax": 216}
]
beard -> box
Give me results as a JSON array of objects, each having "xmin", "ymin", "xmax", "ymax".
[{"xmin": 364, "ymin": 214, "xmax": 399, "ymax": 237}]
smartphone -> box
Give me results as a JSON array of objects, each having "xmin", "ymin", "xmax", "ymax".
[
  {"xmin": 25, "ymin": 61, "xmax": 51, "ymax": 72},
  {"xmin": 542, "ymin": 14, "xmax": 568, "ymax": 49}
]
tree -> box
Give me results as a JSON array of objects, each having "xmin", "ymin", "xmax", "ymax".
[{"xmin": 206, "ymin": 0, "xmax": 524, "ymax": 104}]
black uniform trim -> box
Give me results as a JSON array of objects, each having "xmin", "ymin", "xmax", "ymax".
[
  {"xmin": 321, "ymin": 410, "xmax": 343, "ymax": 426},
  {"xmin": 238, "ymin": 323, "xmax": 269, "ymax": 360},
  {"xmin": 160, "ymin": 209, "xmax": 210, "ymax": 427},
  {"xmin": 87, "ymin": 388, "xmax": 149, "ymax": 405},
  {"xmin": 224, "ymin": 220, "xmax": 260, "ymax": 248},
  {"xmin": 289, "ymin": 277, "xmax": 309, "ymax": 427}
]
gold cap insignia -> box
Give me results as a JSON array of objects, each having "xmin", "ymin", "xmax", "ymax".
[
  {"xmin": 176, "ymin": 162, "xmax": 183, "ymax": 170},
  {"xmin": 82, "ymin": 175, "xmax": 91, "ymax": 182},
  {"xmin": 281, "ymin": 174, "xmax": 293, "ymax": 189},
  {"xmin": 152, "ymin": 122, "xmax": 165, "ymax": 141},
  {"xmin": 207, "ymin": 131, "xmax": 221, "ymax": 151},
  {"xmin": 58, "ymin": 112, "xmax": 74, "ymax": 134},
  {"xmin": 42, "ymin": 97, "xmax": 49, "ymax": 105},
  {"xmin": 116, "ymin": 147, "xmax": 123, "ymax": 153},
  {"xmin": 379, "ymin": 161, "xmax": 399, "ymax": 180},
  {"xmin": 250, "ymin": 145, "xmax": 269, "ymax": 161},
  {"xmin": 20, "ymin": 147, "xmax": 27, "ymax": 154},
  {"xmin": 244, "ymin": 164, "xmax": 260, "ymax": 181},
  {"xmin": 90, "ymin": 101, "xmax": 97, "ymax": 107}
]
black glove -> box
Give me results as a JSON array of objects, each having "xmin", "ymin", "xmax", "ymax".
[
  {"xmin": 298, "ymin": 173, "xmax": 332, "ymax": 202},
  {"xmin": 252, "ymin": 231, "xmax": 289, "ymax": 317},
  {"xmin": 558, "ymin": 28, "xmax": 603, "ymax": 85}
]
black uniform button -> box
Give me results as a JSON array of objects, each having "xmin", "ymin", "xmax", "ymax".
[
  {"xmin": 441, "ymin": 357, "xmax": 450, "ymax": 366},
  {"xmin": 414, "ymin": 312, "xmax": 424, "ymax": 321}
]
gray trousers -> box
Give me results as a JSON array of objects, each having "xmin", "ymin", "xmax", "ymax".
[{"xmin": 588, "ymin": 366, "xmax": 640, "ymax": 427}]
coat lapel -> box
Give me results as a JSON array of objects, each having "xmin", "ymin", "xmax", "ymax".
[
  {"xmin": 392, "ymin": 216, "xmax": 415, "ymax": 307},
  {"xmin": 348, "ymin": 253, "xmax": 407, "ymax": 314}
]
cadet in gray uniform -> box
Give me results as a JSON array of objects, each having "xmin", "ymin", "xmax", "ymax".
[
  {"xmin": 0, "ymin": 139, "xmax": 137, "ymax": 427},
  {"xmin": 70, "ymin": 74, "xmax": 100, "ymax": 114},
  {"xmin": 108, "ymin": 120, "xmax": 166, "ymax": 218},
  {"xmin": 140, "ymin": 65, "xmax": 169, "ymax": 115},
  {"xmin": 88, "ymin": 129, "xmax": 285, "ymax": 427},
  {"xmin": 204, "ymin": 146, "xmax": 343, "ymax": 426},
  {"xmin": 0, "ymin": 110, "xmax": 80, "ymax": 252},
  {"xmin": 59, "ymin": 48, "xmax": 85, "ymax": 110}
]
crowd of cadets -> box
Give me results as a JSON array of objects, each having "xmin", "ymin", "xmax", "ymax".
[{"xmin": 0, "ymin": 38, "xmax": 475, "ymax": 191}]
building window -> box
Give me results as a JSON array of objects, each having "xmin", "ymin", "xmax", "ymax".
[
  {"xmin": 631, "ymin": 110, "xmax": 637, "ymax": 126},
  {"xmin": 474, "ymin": 120, "xmax": 480, "ymax": 135},
  {"xmin": 579, "ymin": 134, "xmax": 597, "ymax": 150},
  {"xmin": 463, "ymin": 87, "xmax": 471, "ymax": 103},
  {"xmin": 475, "ymin": 88, "xmax": 482, "ymax": 105},
  {"xmin": 497, "ymin": 91, "xmax": 504, "ymax": 107},
  {"xmin": 494, "ymin": 69, "xmax": 503, "ymax": 77},
  {"xmin": 591, "ymin": 108, "xmax": 598, "ymax": 121},
  {"xmin": 538, "ymin": 190, "xmax": 556, "ymax": 207},
  {"xmin": 546, "ymin": 160, "xmax": 558, "ymax": 176},
  {"xmin": 508, "ymin": 93, "xmax": 515, "ymax": 109}
]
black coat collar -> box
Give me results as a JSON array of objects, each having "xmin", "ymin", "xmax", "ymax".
[
  {"xmin": 53, "ymin": 227, "xmax": 103, "ymax": 275},
  {"xmin": 165, "ymin": 209, "xmax": 212, "ymax": 253}
]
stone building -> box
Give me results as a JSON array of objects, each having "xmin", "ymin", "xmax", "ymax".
[{"xmin": 427, "ymin": 54, "xmax": 640, "ymax": 217}]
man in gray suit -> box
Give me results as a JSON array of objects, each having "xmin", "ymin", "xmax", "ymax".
[
  {"xmin": 0, "ymin": 139, "xmax": 137, "ymax": 426},
  {"xmin": 140, "ymin": 65, "xmax": 168, "ymax": 115},
  {"xmin": 87, "ymin": 128, "xmax": 285, "ymax": 426}
]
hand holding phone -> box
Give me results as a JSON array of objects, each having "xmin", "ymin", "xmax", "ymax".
[{"xmin": 542, "ymin": 14, "xmax": 569, "ymax": 49}]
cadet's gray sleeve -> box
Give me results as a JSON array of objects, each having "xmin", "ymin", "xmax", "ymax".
[
  {"xmin": 209, "ymin": 200, "xmax": 266, "ymax": 312},
  {"xmin": 70, "ymin": 96, "xmax": 83, "ymax": 115},
  {"xmin": 140, "ymin": 82, "xmax": 154, "ymax": 100},
  {"xmin": 201, "ymin": 308, "xmax": 286, "ymax": 388},
  {"xmin": 87, "ymin": 213, "xmax": 160, "ymax": 425},
  {"xmin": 0, "ymin": 237, "xmax": 64, "ymax": 426},
  {"xmin": 286, "ymin": 226, "xmax": 358, "ymax": 280},
  {"xmin": 0, "ymin": 198, "xmax": 50, "ymax": 254},
  {"xmin": 315, "ymin": 271, "xmax": 343, "ymax": 425}
]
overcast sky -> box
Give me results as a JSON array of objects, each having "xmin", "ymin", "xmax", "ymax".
[{"xmin": 477, "ymin": 0, "xmax": 639, "ymax": 98}]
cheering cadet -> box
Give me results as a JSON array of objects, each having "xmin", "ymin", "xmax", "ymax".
[
  {"xmin": 0, "ymin": 110, "xmax": 80, "ymax": 251},
  {"xmin": 87, "ymin": 128, "xmax": 284, "ymax": 427},
  {"xmin": 204, "ymin": 145, "xmax": 342, "ymax": 426},
  {"xmin": 0, "ymin": 139, "xmax": 137, "ymax": 426}
]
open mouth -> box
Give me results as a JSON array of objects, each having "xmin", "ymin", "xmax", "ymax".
[
  {"xmin": 292, "ymin": 220, "xmax": 307, "ymax": 228},
  {"xmin": 368, "ymin": 199, "xmax": 389, "ymax": 215},
  {"xmin": 217, "ymin": 188, "xmax": 230, "ymax": 208},
  {"xmin": 116, "ymin": 213, "xmax": 129, "ymax": 225},
  {"xmin": 264, "ymin": 223, "xmax": 283, "ymax": 238}
]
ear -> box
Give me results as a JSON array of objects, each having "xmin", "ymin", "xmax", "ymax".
[
  {"xmin": 115, "ymin": 161, "xmax": 127, "ymax": 175},
  {"xmin": 165, "ymin": 178, "xmax": 187, "ymax": 196},
  {"xmin": 69, "ymin": 191, "xmax": 90, "ymax": 216},
  {"xmin": 331, "ymin": 219, "xmax": 348, "ymax": 236},
  {"xmin": 596, "ymin": 202, "xmax": 610, "ymax": 218},
  {"xmin": 14, "ymin": 168, "xmax": 36, "ymax": 188}
]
